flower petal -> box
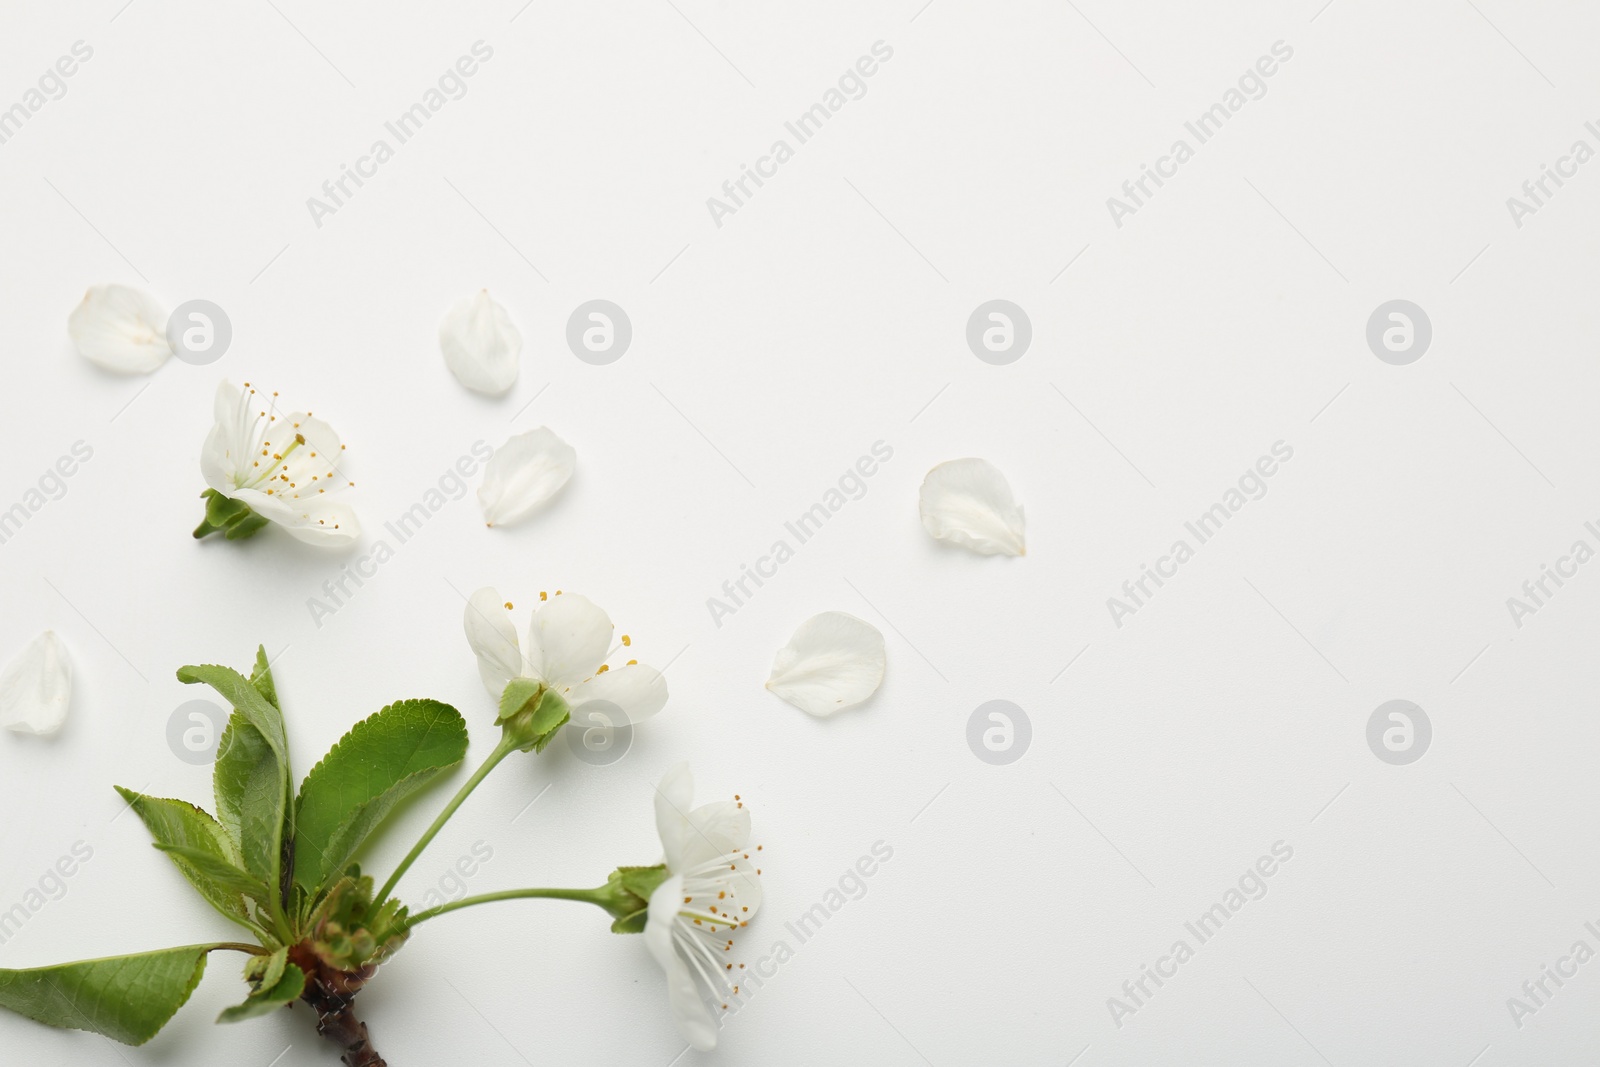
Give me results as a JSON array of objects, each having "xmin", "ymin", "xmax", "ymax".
[
  {"xmin": 477, "ymin": 428, "xmax": 576, "ymax": 528},
  {"xmin": 68, "ymin": 284, "xmax": 171, "ymax": 374},
  {"xmin": 464, "ymin": 587, "xmax": 523, "ymax": 697},
  {"xmin": 654, "ymin": 762, "xmax": 697, "ymax": 872},
  {"xmin": 526, "ymin": 592, "xmax": 611, "ymax": 689},
  {"xmin": 439, "ymin": 290, "xmax": 521, "ymax": 396},
  {"xmin": 0, "ymin": 631, "xmax": 72, "ymax": 736},
  {"xmin": 678, "ymin": 800, "xmax": 751, "ymax": 870},
  {"xmin": 571, "ymin": 663, "xmax": 668, "ymax": 726},
  {"xmin": 765, "ymin": 611, "xmax": 885, "ymax": 718},
  {"xmin": 918, "ymin": 457, "xmax": 1026, "ymax": 556},
  {"xmin": 233, "ymin": 489, "xmax": 361, "ymax": 546},
  {"xmin": 645, "ymin": 874, "xmax": 719, "ymax": 1052}
]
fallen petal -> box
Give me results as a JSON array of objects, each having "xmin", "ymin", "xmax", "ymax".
[
  {"xmin": 439, "ymin": 290, "xmax": 521, "ymax": 396},
  {"xmin": 478, "ymin": 427, "xmax": 576, "ymax": 527},
  {"xmin": 68, "ymin": 284, "xmax": 172, "ymax": 374},
  {"xmin": 0, "ymin": 631, "xmax": 72, "ymax": 736},
  {"xmin": 918, "ymin": 458, "xmax": 1026, "ymax": 556},
  {"xmin": 765, "ymin": 611, "xmax": 885, "ymax": 717}
]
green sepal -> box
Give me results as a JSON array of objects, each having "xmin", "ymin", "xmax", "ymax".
[
  {"xmin": 194, "ymin": 489, "xmax": 267, "ymax": 541},
  {"xmin": 0, "ymin": 944, "xmax": 223, "ymax": 1045},
  {"xmin": 498, "ymin": 684, "xmax": 570, "ymax": 754},
  {"xmin": 600, "ymin": 864, "xmax": 667, "ymax": 933},
  {"xmin": 224, "ymin": 512, "xmax": 270, "ymax": 540},
  {"xmin": 496, "ymin": 677, "xmax": 544, "ymax": 724}
]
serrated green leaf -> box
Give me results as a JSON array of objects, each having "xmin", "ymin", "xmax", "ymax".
[
  {"xmin": 293, "ymin": 699, "xmax": 469, "ymax": 894},
  {"xmin": 185, "ymin": 658, "xmax": 293, "ymax": 922},
  {"xmin": 154, "ymin": 845, "xmax": 268, "ymax": 902},
  {"xmin": 0, "ymin": 944, "xmax": 221, "ymax": 1045},
  {"xmin": 249, "ymin": 645, "xmax": 279, "ymax": 709},
  {"xmin": 114, "ymin": 787, "xmax": 259, "ymax": 927},
  {"xmin": 216, "ymin": 962, "xmax": 306, "ymax": 1024},
  {"xmin": 178, "ymin": 662, "xmax": 288, "ymax": 763},
  {"xmin": 212, "ymin": 715, "xmax": 287, "ymax": 910}
]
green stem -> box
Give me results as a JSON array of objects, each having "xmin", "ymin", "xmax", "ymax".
[
  {"xmin": 373, "ymin": 734, "xmax": 517, "ymax": 909},
  {"xmin": 211, "ymin": 942, "xmax": 272, "ymax": 956},
  {"xmin": 404, "ymin": 886, "xmax": 606, "ymax": 928}
]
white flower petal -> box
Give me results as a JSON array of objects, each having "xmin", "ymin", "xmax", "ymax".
[
  {"xmin": 677, "ymin": 800, "xmax": 751, "ymax": 871},
  {"xmin": 653, "ymin": 762, "xmax": 697, "ymax": 873},
  {"xmin": 464, "ymin": 587, "xmax": 522, "ymax": 697},
  {"xmin": 765, "ymin": 611, "xmax": 885, "ymax": 718},
  {"xmin": 68, "ymin": 284, "xmax": 171, "ymax": 374},
  {"xmin": 439, "ymin": 290, "xmax": 521, "ymax": 396},
  {"xmin": 645, "ymin": 874, "xmax": 719, "ymax": 1051},
  {"xmin": 477, "ymin": 428, "xmax": 575, "ymax": 528},
  {"xmin": 571, "ymin": 663, "xmax": 668, "ymax": 726},
  {"xmin": 526, "ymin": 593, "xmax": 611, "ymax": 689},
  {"xmin": 918, "ymin": 457, "xmax": 1026, "ymax": 556},
  {"xmin": 234, "ymin": 490, "xmax": 361, "ymax": 546},
  {"xmin": 0, "ymin": 632, "xmax": 72, "ymax": 736},
  {"xmin": 199, "ymin": 381, "xmax": 361, "ymax": 547}
]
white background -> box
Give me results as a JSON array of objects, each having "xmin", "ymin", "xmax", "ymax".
[{"xmin": 2, "ymin": 1, "xmax": 1599, "ymax": 1064}]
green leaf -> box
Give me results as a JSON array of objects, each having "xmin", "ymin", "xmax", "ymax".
[
  {"xmin": 183, "ymin": 659, "xmax": 293, "ymax": 916},
  {"xmin": 249, "ymin": 645, "xmax": 279, "ymax": 709},
  {"xmin": 178, "ymin": 662, "xmax": 288, "ymax": 763},
  {"xmin": 217, "ymin": 962, "xmax": 306, "ymax": 1024},
  {"xmin": 114, "ymin": 787, "xmax": 260, "ymax": 926},
  {"xmin": 154, "ymin": 845, "xmax": 268, "ymax": 902},
  {"xmin": 0, "ymin": 945, "xmax": 221, "ymax": 1045},
  {"xmin": 293, "ymin": 699, "xmax": 469, "ymax": 894},
  {"xmin": 212, "ymin": 716, "xmax": 288, "ymax": 905}
]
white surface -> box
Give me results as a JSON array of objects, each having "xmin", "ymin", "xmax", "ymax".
[{"xmin": 2, "ymin": 1, "xmax": 1598, "ymax": 1064}]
